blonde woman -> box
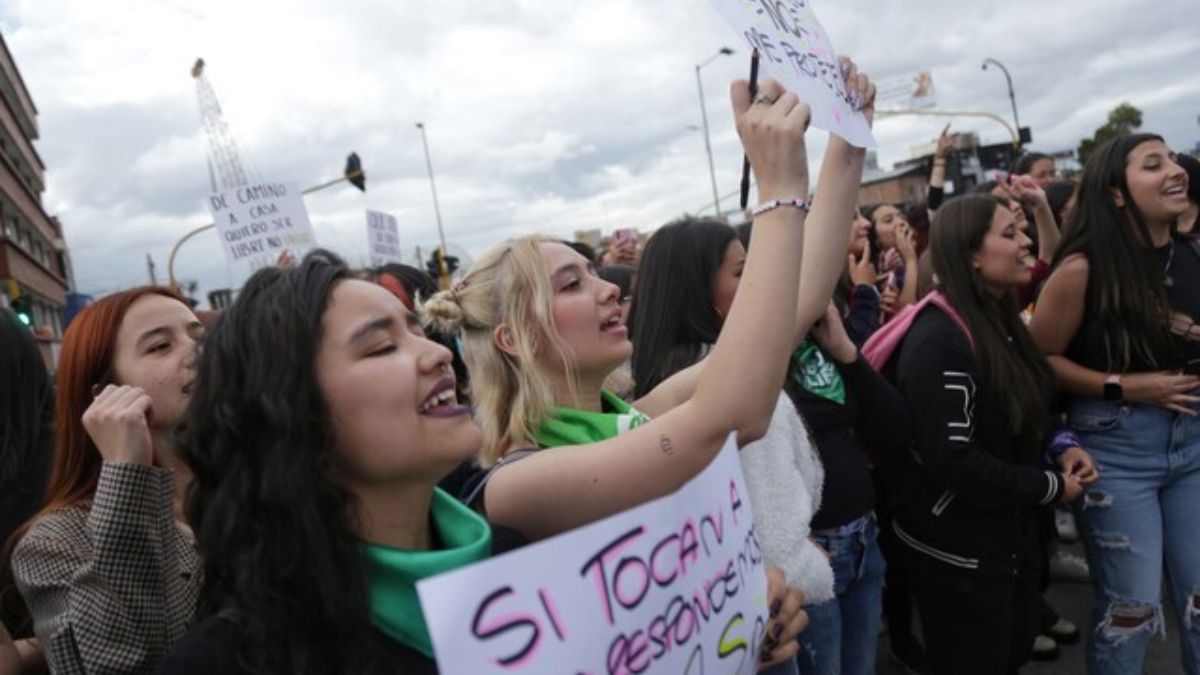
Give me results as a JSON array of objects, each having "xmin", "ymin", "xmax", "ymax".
[{"xmin": 426, "ymin": 66, "xmax": 873, "ymax": 550}]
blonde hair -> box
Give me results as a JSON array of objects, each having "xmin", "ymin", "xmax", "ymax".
[{"xmin": 424, "ymin": 235, "xmax": 579, "ymax": 466}]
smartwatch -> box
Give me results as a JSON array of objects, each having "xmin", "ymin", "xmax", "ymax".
[{"xmin": 1103, "ymin": 374, "xmax": 1124, "ymax": 401}]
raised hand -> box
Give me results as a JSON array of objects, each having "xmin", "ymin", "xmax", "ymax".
[
  {"xmin": 838, "ymin": 56, "xmax": 877, "ymax": 127},
  {"xmin": 1007, "ymin": 174, "xmax": 1048, "ymax": 208},
  {"xmin": 731, "ymin": 78, "xmax": 811, "ymax": 202},
  {"xmin": 82, "ymin": 384, "xmax": 154, "ymax": 465},
  {"xmin": 848, "ymin": 240, "xmax": 876, "ymax": 287},
  {"xmin": 935, "ymin": 124, "xmax": 953, "ymax": 159}
]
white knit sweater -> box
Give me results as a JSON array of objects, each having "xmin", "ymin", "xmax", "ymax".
[{"xmin": 739, "ymin": 393, "xmax": 834, "ymax": 604}]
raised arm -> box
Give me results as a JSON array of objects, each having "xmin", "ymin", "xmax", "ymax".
[
  {"xmin": 1008, "ymin": 175, "xmax": 1060, "ymax": 262},
  {"xmin": 486, "ymin": 77, "xmax": 817, "ymax": 540},
  {"xmin": 792, "ymin": 57, "xmax": 874, "ymax": 340}
]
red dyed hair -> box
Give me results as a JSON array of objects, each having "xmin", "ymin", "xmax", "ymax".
[{"xmin": 37, "ymin": 286, "xmax": 187, "ymax": 517}]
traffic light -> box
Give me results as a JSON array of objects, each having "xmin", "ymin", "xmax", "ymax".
[
  {"xmin": 6, "ymin": 279, "xmax": 31, "ymax": 326},
  {"xmin": 11, "ymin": 296, "xmax": 32, "ymax": 326},
  {"xmin": 345, "ymin": 152, "xmax": 365, "ymax": 192},
  {"xmin": 425, "ymin": 248, "xmax": 459, "ymax": 280}
]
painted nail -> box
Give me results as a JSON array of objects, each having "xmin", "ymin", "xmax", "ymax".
[
  {"xmin": 770, "ymin": 600, "xmax": 782, "ymax": 616},
  {"xmin": 773, "ymin": 623, "xmax": 783, "ymax": 639}
]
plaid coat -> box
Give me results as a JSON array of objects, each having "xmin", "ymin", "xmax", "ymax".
[{"xmin": 11, "ymin": 463, "xmax": 202, "ymax": 675}]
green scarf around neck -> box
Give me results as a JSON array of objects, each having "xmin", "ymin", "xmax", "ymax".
[
  {"xmin": 363, "ymin": 488, "xmax": 492, "ymax": 657},
  {"xmin": 534, "ymin": 389, "xmax": 650, "ymax": 447}
]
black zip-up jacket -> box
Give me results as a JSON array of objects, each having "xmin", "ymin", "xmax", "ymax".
[{"xmin": 885, "ymin": 307, "xmax": 1063, "ymax": 578}]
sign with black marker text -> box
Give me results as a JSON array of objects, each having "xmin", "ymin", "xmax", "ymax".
[
  {"xmin": 208, "ymin": 181, "xmax": 316, "ymax": 278},
  {"xmin": 366, "ymin": 210, "xmax": 402, "ymax": 267},
  {"xmin": 418, "ymin": 437, "xmax": 769, "ymax": 674},
  {"xmin": 712, "ymin": 0, "xmax": 876, "ymax": 147}
]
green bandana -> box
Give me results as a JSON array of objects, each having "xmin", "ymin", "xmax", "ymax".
[
  {"xmin": 363, "ymin": 488, "xmax": 493, "ymax": 657},
  {"xmin": 790, "ymin": 339, "xmax": 846, "ymax": 405},
  {"xmin": 534, "ymin": 389, "xmax": 651, "ymax": 447}
]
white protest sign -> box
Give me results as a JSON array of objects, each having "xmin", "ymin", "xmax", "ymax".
[
  {"xmin": 712, "ymin": 0, "xmax": 876, "ymax": 148},
  {"xmin": 365, "ymin": 210, "xmax": 402, "ymax": 267},
  {"xmin": 208, "ymin": 182, "xmax": 317, "ymax": 278},
  {"xmin": 418, "ymin": 437, "xmax": 769, "ymax": 674}
]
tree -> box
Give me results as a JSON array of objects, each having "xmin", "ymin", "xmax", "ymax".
[{"xmin": 1078, "ymin": 102, "xmax": 1143, "ymax": 165}]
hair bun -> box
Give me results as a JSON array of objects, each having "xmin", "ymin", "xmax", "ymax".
[{"xmin": 421, "ymin": 290, "xmax": 465, "ymax": 332}]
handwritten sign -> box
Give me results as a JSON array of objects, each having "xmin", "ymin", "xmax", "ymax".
[
  {"xmin": 418, "ymin": 437, "xmax": 769, "ymax": 674},
  {"xmin": 712, "ymin": 0, "xmax": 876, "ymax": 148},
  {"xmin": 365, "ymin": 210, "xmax": 402, "ymax": 267},
  {"xmin": 208, "ymin": 182, "xmax": 317, "ymax": 278}
]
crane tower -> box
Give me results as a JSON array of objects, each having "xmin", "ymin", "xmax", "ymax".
[{"xmin": 191, "ymin": 58, "xmax": 249, "ymax": 190}]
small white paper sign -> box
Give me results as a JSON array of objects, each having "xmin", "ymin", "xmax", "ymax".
[
  {"xmin": 208, "ymin": 182, "xmax": 316, "ymax": 277},
  {"xmin": 365, "ymin": 210, "xmax": 402, "ymax": 267},
  {"xmin": 712, "ymin": 0, "xmax": 876, "ymax": 148},
  {"xmin": 418, "ymin": 437, "xmax": 769, "ymax": 674}
]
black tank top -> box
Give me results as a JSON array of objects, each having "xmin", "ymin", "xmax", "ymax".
[{"xmin": 1066, "ymin": 236, "xmax": 1200, "ymax": 373}]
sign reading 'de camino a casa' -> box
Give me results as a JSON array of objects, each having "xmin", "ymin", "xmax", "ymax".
[
  {"xmin": 418, "ymin": 436, "xmax": 770, "ymax": 674},
  {"xmin": 209, "ymin": 182, "xmax": 317, "ymax": 278}
]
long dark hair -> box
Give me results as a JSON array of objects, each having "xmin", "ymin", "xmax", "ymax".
[
  {"xmin": 0, "ymin": 308, "xmax": 51, "ymax": 499},
  {"xmin": 931, "ymin": 195, "xmax": 1054, "ymax": 443},
  {"xmin": 1051, "ymin": 133, "xmax": 1175, "ymax": 371},
  {"xmin": 630, "ymin": 217, "xmax": 737, "ymax": 398},
  {"xmin": 178, "ymin": 250, "xmax": 372, "ymax": 674},
  {"xmin": 0, "ymin": 308, "xmax": 52, "ymax": 632}
]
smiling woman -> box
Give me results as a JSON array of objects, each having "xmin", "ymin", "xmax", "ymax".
[
  {"xmin": 5, "ymin": 286, "xmax": 204, "ymax": 675},
  {"xmin": 155, "ymin": 251, "xmax": 527, "ymax": 675}
]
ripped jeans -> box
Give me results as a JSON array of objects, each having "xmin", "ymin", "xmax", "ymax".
[{"xmin": 1068, "ymin": 397, "xmax": 1200, "ymax": 675}]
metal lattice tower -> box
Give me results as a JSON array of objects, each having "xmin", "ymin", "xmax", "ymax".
[{"xmin": 191, "ymin": 58, "xmax": 248, "ymax": 190}]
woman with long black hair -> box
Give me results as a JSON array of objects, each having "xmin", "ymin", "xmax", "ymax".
[
  {"xmin": 1029, "ymin": 133, "xmax": 1200, "ymax": 675},
  {"xmin": 865, "ymin": 194, "xmax": 1090, "ymax": 674},
  {"xmin": 632, "ymin": 215, "xmax": 907, "ymax": 675}
]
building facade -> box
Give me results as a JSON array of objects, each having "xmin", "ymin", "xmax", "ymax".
[{"xmin": 0, "ymin": 32, "xmax": 72, "ymax": 368}]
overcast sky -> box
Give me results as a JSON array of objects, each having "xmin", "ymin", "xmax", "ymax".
[{"xmin": 2, "ymin": 0, "xmax": 1198, "ymax": 301}]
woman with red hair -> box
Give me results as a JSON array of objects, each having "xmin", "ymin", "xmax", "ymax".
[{"xmin": 8, "ymin": 286, "xmax": 203, "ymax": 674}]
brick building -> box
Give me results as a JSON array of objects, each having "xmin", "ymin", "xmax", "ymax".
[{"xmin": 0, "ymin": 32, "xmax": 72, "ymax": 368}]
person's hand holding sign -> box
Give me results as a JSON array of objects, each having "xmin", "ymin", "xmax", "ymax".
[
  {"xmin": 731, "ymin": 77, "xmax": 811, "ymax": 203},
  {"xmin": 759, "ymin": 567, "xmax": 809, "ymax": 668}
]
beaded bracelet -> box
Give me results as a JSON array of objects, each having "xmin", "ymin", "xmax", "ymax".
[{"xmin": 752, "ymin": 198, "xmax": 812, "ymax": 218}]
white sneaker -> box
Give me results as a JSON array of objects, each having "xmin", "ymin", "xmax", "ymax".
[
  {"xmin": 1049, "ymin": 551, "xmax": 1091, "ymax": 582},
  {"xmin": 1055, "ymin": 507, "xmax": 1079, "ymax": 542}
]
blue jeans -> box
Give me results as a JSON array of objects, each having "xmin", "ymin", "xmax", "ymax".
[
  {"xmin": 1068, "ymin": 398, "xmax": 1200, "ymax": 675},
  {"xmin": 789, "ymin": 513, "xmax": 887, "ymax": 675}
]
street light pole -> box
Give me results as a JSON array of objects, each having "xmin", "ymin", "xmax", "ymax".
[
  {"xmin": 415, "ymin": 122, "xmax": 451, "ymax": 289},
  {"xmin": 981, "ymin": 58, "xmax": 1020, "ymax": 138},
  {"xmin": 695, "ymin": 47, "xmax": 734, "ymax": 218}
]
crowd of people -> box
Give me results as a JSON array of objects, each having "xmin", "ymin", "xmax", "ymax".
[{"xmin": 1, "ymin": 57, "xmax": 1199, "ymax": 675}]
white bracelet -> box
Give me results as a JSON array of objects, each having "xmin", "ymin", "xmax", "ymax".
[{"xmin": 752, "ymin": 198, "xmax": 811, "ymax": 218}]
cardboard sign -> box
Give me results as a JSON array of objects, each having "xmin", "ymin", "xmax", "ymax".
[
  {"xmin": 418, "ymin": 437, "xmax": 769, "ymax": 674},
  {"xmin": 208, "ymin": 182, "xmax": 317, "ymax": 277},
  {"xmin": 712, "ymin": 0, "xmax": 876, "ymax": 148},
  {"xmin": 366, "ymin": 210, "xmax": 402, "ymax": 267}
]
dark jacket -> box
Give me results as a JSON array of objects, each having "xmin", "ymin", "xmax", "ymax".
[{"xmin": 886, "ymin": 306, "xmax": 1063, "ymax": 578}]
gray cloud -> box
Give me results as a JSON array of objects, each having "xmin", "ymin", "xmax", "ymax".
[{"xmin": 2, "ymin": 0, "xmax": 1197, "ymax": 303}]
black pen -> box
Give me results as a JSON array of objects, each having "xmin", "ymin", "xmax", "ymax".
[{"xmin": 739, "ymin": 50, "xmax": 760, "ymax": 212}]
